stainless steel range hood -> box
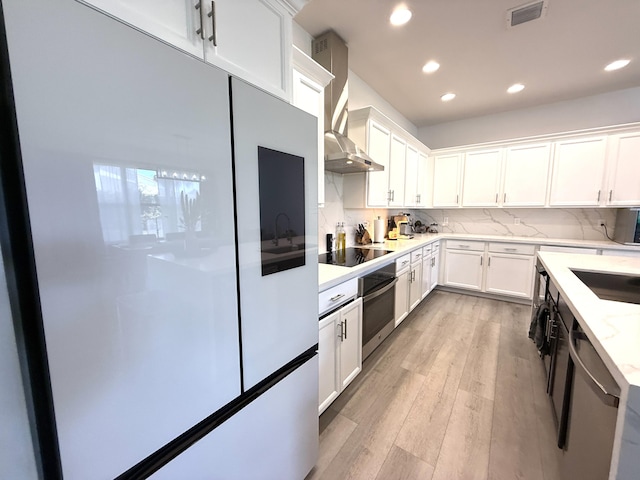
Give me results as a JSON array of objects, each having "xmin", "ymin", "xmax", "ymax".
[{"xmin": 312, "ymin": 31, "xmax": 384, "ymax": 174}]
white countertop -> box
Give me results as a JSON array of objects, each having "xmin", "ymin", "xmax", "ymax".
[
  {"xmin": 319, "ymin": 232, "xmax": 639, "ymax": 292},
  {"xmin": 536, "ymin": 252, "xmax": 640, "ymax": 480}
]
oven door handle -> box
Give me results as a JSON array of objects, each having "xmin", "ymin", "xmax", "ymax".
[{"xmin": 362, "ymin": 277, "xmax": 398, "ymax": 303}]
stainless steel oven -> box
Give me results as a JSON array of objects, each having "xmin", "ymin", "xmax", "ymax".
[{"xmin": 359, "ymin": 262, "xmax": 397, "ymax": 360}]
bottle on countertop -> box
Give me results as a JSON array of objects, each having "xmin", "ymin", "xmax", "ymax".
[{"xmin": 337, "ymin": 222, "xmax": 346, "ymax": 251}]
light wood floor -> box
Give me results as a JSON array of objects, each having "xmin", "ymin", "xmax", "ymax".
[{"xmin": 306, "ymin": 291, "xmax": 563, "ymax": 480}]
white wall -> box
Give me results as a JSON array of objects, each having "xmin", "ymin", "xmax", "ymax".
[
  {"xmin": 0, "ymin": 247, "xmax": 38, "ymax": 479},
  {"xmin": 348, "ymin": 71, "xmax": 418, "ymax": 137},
  {"xmin": 418, "ymin": 86, "xmax": 640, "ymax": 149}
]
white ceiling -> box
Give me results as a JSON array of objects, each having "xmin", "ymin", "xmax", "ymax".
[{"xmin": 294, "ymin": 0, "xmax": 640, "ymax": 128}]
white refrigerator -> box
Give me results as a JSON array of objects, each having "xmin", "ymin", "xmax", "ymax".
[{"xmin": 1, "ymin": 0, "xmax": 318, "ymax": 478}]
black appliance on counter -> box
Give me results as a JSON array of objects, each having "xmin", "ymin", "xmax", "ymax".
[{"xmin": 319, "ymin": 247, "xmax": 393, "ymax": 267}]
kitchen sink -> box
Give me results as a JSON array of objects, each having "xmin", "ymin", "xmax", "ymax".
[
  {"xmin": 263, "ymin": 244, "xmax": 305, "ymax": 255},
  {"xmin": 571, "ymin": 270, "xmax": 640, "ymax": 305}
]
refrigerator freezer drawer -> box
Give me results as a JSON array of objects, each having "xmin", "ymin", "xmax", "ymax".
[{"xmin": 150, "ymin": 356, "xmax": 319, "ymax": 479}]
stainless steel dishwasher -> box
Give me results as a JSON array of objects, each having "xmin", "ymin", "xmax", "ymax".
[{"xmin": 561, "ymin": 321, "xmax": 620, "ymax": 480}]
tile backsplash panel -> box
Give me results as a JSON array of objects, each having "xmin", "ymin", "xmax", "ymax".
[{"xmin": 319, "ymin": 172, "xmax": 617, "ymax": 253}]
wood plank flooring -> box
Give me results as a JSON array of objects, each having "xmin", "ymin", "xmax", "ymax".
[{"xmin": 306, "ymin": 291, "xmax": 563, "ymax": 480}]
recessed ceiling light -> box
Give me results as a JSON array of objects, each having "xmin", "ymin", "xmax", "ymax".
[
  {"xmin": 441, "ymin": 93, "xmax": 456, "ymax": 102},
  {"xmin": 604, "ymin": 59, "xmax": 630, "ymax": 71},
  {"xmin": 507, "ymin": 83, "xmax": 525, "ymax": 94},
  {"xmin": 422, "ymin": 61, "xmax": 440, "ymax": 74},
  {"xmin": 390, "ymin": 7, "xmax": 412, "ymax": 26},
  {"xmin": 346, "ymin": 160, "xmax": 353, "ymax": 164}
]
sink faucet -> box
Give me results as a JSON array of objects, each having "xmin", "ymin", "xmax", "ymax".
[{"xmin": 274, "ymin": 212, "xmax": 292, "ymax": 246}]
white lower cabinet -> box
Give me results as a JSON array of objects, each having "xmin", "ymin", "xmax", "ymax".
[
  {"xmin": 409, "ymin": 255, "xmax": 423, "ymax": 311},
  {"xmin": 394, "ymin": 254, "xmax": 411, "ymax": 327},
  {"xmin": 318, "ymin": 297, "xmax": 362, "ymax": 415},
  {"xmin": 485, "ymin": 249, "xmax": 534, "ymax": 298},
  {"xmin": 444, "ymin": 241, "xmax": 535, "ymax": 299},
  {"xmin": 443, "ymin": 241, "xmax": 484, "ymax": 290}
]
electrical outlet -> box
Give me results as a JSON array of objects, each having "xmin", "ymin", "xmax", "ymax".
[
  {"xmin": 514, "ymin": 217, "xmax": 520, "ymax": 225},
  {"xmin": 443, "ymin": 217, "xmax": 449, "ymax": 226}
]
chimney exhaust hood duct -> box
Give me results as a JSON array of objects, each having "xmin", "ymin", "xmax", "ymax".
[{"xmin": 312, "ymin": 31, "xmax": 384, "ymax": 174}]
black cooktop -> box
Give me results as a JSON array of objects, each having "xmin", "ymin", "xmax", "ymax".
[{"xmin": 319, "ymin": 247, "xmax": 393, "ymax": 267}]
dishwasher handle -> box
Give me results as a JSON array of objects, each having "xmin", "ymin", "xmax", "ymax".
[
  {"xmin": 568, "ymin": 328, "xmax": 620, "ymax": 408},
  {"xmin": 361, "ymin": 277, "xmax": 398, "ymax": 303}
]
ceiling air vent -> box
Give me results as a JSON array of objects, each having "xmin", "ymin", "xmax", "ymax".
[{"xmin": 507, "ymin": 1, "xmax": 548, "ymax": 28}]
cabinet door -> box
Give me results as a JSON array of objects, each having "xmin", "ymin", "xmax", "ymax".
[
  {"xmin": 318, "ymin": 312, "xmax": 340, "ymax": 415},
  {"xmin": 409, "ymin": 261, "xmax": 423, "ymax": 311},
  {"xmin": 462, "ymin": 149, "xmax": 502, "ymax": 207},
  {"xmin": 430, "ymin": 250, "xmax": 439, "ymax": 292},
  {"xmin": 203, "ymin": 0, "xmax": 291, "ymax": 99},
  {"xmin": 367, "ymin": 121, "xmax": 392, "ymax": 207},
  {"xmin": 404, "ymin": 145, "xmax": 420, "ymax": 207},
  {"xmin": 606, "ymin": 132, "xmax": 640, "ymax": 206},
  {"xmin": 503, "ymin": 143, "xmax": 551, "ymax": 206},
  {"xmin": 432, "ymin": 153, "xmax": 462, "ymax": 207},
  {"xmin": 485, "ymin": 254, "xmax": 534, "ymax": 298},
  {"xmin": 394, "ymin": 269, "xmax": 410, "ymax": 327},
  {"xmin": 416, "ymin": 152, "xmax": 430, "ymax": 207},
  {"xmin": 444, "ymin": 250, "xmax": 483, "ymax": 290},
  {"xmin": 549, "ymin": 137, "xmax": 606, "ymax": 206},
  {"xmin": 79, "ymin": 0, "xmax": 203, "ymax": 58},
  {"xmin": 339, "ymin": 298, "xmax": 362, "ymax": 390},
  {"xmin": 388, "ymin": 135, "xmax": 407, "ymax": 207},
  {"xmin": 292, "ymin": 69, "xmax": 325, "ymax": 206},
  {"xmin": 421, "ymin": 256, "xmax": 431, "ymax": 299}
]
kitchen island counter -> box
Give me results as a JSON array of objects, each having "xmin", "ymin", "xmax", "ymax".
[{"xmin": 537, "ymin": 251, "xmax": 640, "ymax": 480}]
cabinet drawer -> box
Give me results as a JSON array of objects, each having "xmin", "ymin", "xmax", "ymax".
[
  {"xmin": 446, "ymin": 240, "xmax": 484, "ymax": 252},
  {"xmin": 396, "ymin": 254, "xmax": 411, "ymax": 271},
  {"xmin": 411, "ymin": 249, "xmax": 424, "ymax": 263},
  {"xmin": 422, "ymin": 244, "xmax": 432, "ymax": 255},
  {"xmin": 488, "ymin": 242, "xmax": 535, "ymax": 255},
  {"xmin": 319, "ymin": 278, "xmax": 358, "ymax": 316}
]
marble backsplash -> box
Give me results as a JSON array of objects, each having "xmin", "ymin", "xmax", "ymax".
[{"xmin": 319, "ymin": 172, "xmax": 618, "ymax": 253}]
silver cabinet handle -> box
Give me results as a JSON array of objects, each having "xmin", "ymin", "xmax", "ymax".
[
  {"xmin": 431, "ymin": 257, "xmax": 435, "ymax": 267},
  {"xmin": 480, "ymin": 256, "xmax": 483, "ymax": 266},
  {"xmin": 391, "ymin": 190, "xmax": 395, "ymax": 201},
  {"xmin": 402, "ymin": 260, "xmax": 409, "ymax": 265},
  {"xmin": 505, "ymin": 247, "xmax": 517, "ymax": 252},
  {"xmin": 458, "ymin": 244, "xmax": 470, "ymax": 248},
  {"xmin": 609, "ymin": 190, "xmax": 613, "ymax": 202},
  {"xmin": 337, "ymin": 321, "xmax": 344, "ymax": 341},
  {"xmin": 495, "ymin": 193, "xmax": 498, "ymax": 203},
  {"xmin": 488, "ymin": 256, "xmax": 491, "ymax": 267},
  {"xmin": 195, "ymin": 1, "xmax": 204, "ymax": 39},
  {"xmin": 330, "ymin": 293, "xmax": 345, "ymax": 302},
  {"xmin": 207, "ymin": 1, "xmax": 217, "ymax": 45},
  {"xmin": 344, "ymin": 319, "xmax": 347, "ymax": 340},
  {"xmin": 456, "ymin": 194, "xmax": 459, "ymax": 205},
  {"xmin": 568, "ymin": 329, "xmax": 619, "ymax": 407},
  {"xmin": 387, "ymin": 190, "xmax": 392, "ymax": 202},
  {"xmin": 504, "ymin": 193, "xmax": 506, "ymax": 203},
  {"xmin": 597, "ymin": 190, "xmax": 601, "ymax": 202}
]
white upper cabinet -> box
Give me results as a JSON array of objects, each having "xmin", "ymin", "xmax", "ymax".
[
  {"xmin": 292, "ymin": 47, "xmax": 333, "ymax": 207},
  {"xmin": 461, "ymin": 149, "xmax": 502, "ymax": 207},
  {"xmin": 202, "ymin": 0, "xmax": 292, "ymax": 99},
  {"xmin": 366, "ymin": 121, "xmax": 392, "ymax": 207},
  {"xmin": 432, "ymin": 153, "xmax": 463, "ymax": 207},
  {"xmin": 79, "ymin": 0, "xmax": 294, "ymax": 100},
  {"xmin": 502, "ymin": 143, "xmax": 551, "ymax": 207},
  {"xmin": 405, "ymin": 146, "xmax": 430, "ymax": 207},
  {"xmin": 388, "ymin": 135, "xmax": 407, "ymax": 207},
  {"xmin": 605, "ymin": 132, "xmax": 640, "ymax": 206},
  {"xmin": 549, "ymin": 136, "xmax": 607, "ymax": 206}
]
